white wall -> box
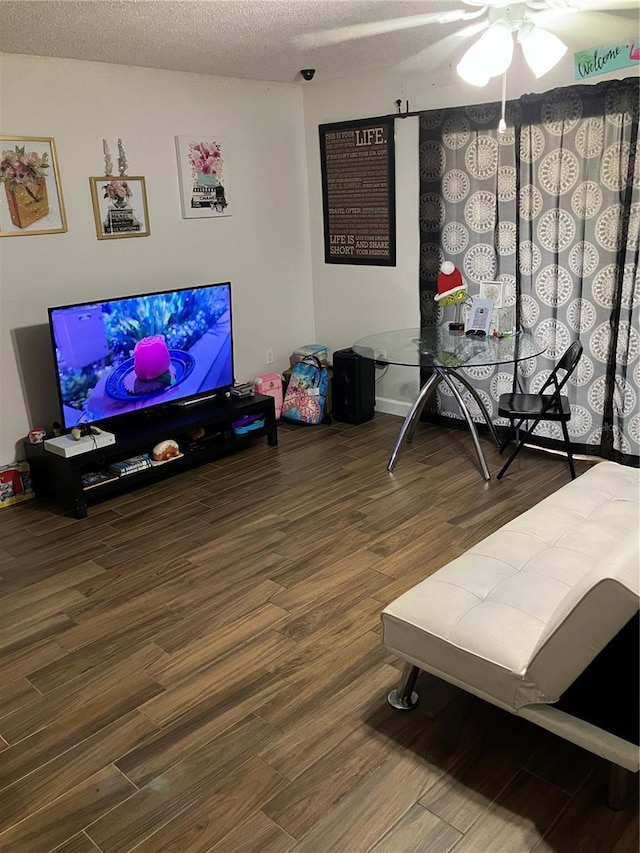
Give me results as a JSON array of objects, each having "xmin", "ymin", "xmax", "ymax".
[
  {"xmin": 2, "ymin": 50, "xmax": 634, "ymax": 462},
  {"xmin": 0, "ymin": 54, "xmax": 315, "ymax": 462},
  {"xmin": 302, "ymin": 58, "xmax": 637, "ymax": 415},
  {"xmin": 302, "ymin": 73, "xmax": 421, "ymax": 416}
]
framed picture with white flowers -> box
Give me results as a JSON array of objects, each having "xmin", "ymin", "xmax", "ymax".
[
  {"xmin": 89, "ymin": 176, "xmax": 150, "ymax": 240},
  {"xmin": 175, "ymin": 136, "xmax": 231, "ymax": 219},
  {"xmin": 479, "ymin": 280, "xmax": 505, "ymax": 309},
  {"xmin": 0, "ymin": 136, "xmax": 67, "ymax": 237}
]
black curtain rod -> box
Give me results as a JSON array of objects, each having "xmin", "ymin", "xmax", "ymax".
[
  {"xmin": 392, "ymin": 99, "xmax": 421, "ymax": 119},
  {"xmin": 391, "ymin": 110, "xmax": 422, "ymax": 119},
  {"xmin": 347, "ymin": 102, "xmax": 422, "ymax": 122},
  {"xmin": 357, "ymin": 108, "xmax": 421, "ymax": 121},
  {"xmin": 343, "ymin": 102, "xmax": 421, "ymax": 122}
]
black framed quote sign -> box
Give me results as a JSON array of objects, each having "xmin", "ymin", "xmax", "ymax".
[{"xmin": 319, "ymin": 116, "xmax": 396, "ymax": 266}]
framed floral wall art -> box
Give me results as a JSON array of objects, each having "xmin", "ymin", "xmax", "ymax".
[
  {"xmin": 478, "ymin": 280, "xmax": 505, "ymax": 309},
  {"xmin": 89, "ymin": 176, "xmax": 150, "ymax": 240},
  {"xmin": 175, "ymin": 136, "xmax": 231, "ymax": 219},
  {"xmin": 0, "ymin": 136, "xmax": 67, "ymax": 237}
]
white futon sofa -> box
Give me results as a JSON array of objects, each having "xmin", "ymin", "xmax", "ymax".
[{"xmin": 382, "ymin": 461, "xmax": 639, "ymax": 808}]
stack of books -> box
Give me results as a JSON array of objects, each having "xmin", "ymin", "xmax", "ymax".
[
  {"xmin": 81, "ymin": 470, "xmax": 118, "ymax": 490},
  {"xmin": 108, "ymin": 454, "xmax": 152, "ymax": 477}
]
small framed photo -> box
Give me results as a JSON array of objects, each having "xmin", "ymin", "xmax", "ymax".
[
  {"xmin": 466, "ymin": 297, "xmax": 493, "ymax": 336},
  {"xmin": 479, "ymin": 280, "xmax": 505, "ymax": 309},
  {"xmin": 0, "ymin": 136, "xmax": 67, "ymax": 236},
  {"xmin": 89, "ymin": 176, "xmax": 150, "ymax": 240},
  {"xmin": 176, "ymin": 136, "xmax": 231, "ymax": 219}
]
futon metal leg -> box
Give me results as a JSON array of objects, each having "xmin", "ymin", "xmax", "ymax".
[
  {"xmin": 607, "ymin": 764, "xmax": 631, "ymax": 810},
  {"xmin": 388, "ymin": 662, "xmax": 420, "ymax": 710}
]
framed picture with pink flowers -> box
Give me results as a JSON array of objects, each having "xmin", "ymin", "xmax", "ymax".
[
  {"xmin": 89, "ymin": 176, "xmax": 150, "ymax": 240},
  {"xmin": 0, "ymin": 136, "xmax": 68, "ymax": 237},
  {"xmin": 175, "ymin": 136, "xmax": 231, "ymax": 219}
]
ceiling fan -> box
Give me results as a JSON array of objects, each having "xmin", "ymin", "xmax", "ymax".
[{"xmin": 296, "ymin": 0, "xmax": 639, "ymax": 86}]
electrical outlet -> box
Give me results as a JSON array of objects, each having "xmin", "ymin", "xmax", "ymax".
[{"xmin": 266, "ymin": 348, "xmax": 274, "ymax": 365}]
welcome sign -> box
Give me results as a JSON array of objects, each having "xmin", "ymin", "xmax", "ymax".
[{"xmin": 575, "ymin": 40, "xmax": 640, "ymax": 79}]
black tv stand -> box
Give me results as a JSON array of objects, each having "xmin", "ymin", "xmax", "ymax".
[{"xmin": 24, "ymin": 393, "xmax": 277, "ymax": 519}]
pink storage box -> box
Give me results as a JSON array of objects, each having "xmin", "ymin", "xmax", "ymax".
[{"xmin": 253, "ymin": 373, "xmax": 283, "ymax": 419}]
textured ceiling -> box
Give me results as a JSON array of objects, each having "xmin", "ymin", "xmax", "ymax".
[{"xmin": 0, "ymin": 1, "xmax": 637, "ymax": 85}]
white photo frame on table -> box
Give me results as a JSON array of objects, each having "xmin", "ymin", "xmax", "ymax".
[
  {"xmin": 175, "ymin": 136, "xmax": 232, "ymax": 219},
  {"xmin": 467, "ymin": 297, "xmax": 494, "ymax": 336},
  {"xmin": 479, "ymin": 280, "xmax": 504, "ymax": 309}
]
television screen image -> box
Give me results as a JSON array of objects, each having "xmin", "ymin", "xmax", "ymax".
[{"xmin": 49, "ymin": 283, "xmax": 234, "ymax": 429}]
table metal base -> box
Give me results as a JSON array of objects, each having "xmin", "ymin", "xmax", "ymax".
[{"xmin": 387, "ymin": 366, "xmax": 500, "ymax": 480}]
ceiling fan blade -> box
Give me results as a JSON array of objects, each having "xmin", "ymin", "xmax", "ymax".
[
  {"xmin": 397, "ymin": 37, "xmax": 459, "ymax": 73},
  {"xmin": 463, "ymin": 0, "xmax": 512, "ymax": 6},
  {"xmin": 454, "ymin": 20, "xmax": 491, "ymax": 39},
  {"xmin": 390, "ymin": 19, "xmax": 490, "ymax": 71},
  {"xmin": 559, "ymin": 0, "xmax": 640, "ymax": 10},
  {"xmin": 533, "ymin": 8, "xmax": 639, "ymax": 45},
  {"xmin": 294, "ymin": 7, "xmax": 485, "ymax": 49},
  {"xmin": 398, "ymin": 23, "xmax": 488, "ymax": 75}
]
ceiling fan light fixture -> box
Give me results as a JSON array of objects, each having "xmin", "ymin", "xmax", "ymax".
[
  {"xmin": 519, "ymin": 24, "xmax": 568, "ymax": 77},
  {"xmin": 456, "ymin": 19, "xmax": 513, "ymax": 86},
  {"xmin": 476, "ymin": 20, "xmax": 514, "ymax": 77},
  {"xmin": 456, "ymin": 40, "xmax": 491, "ymax": 86}
]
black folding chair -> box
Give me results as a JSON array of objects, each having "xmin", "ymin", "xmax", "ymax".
[{"xmin": 497, "ymin": 341, "xmax": 583, "ymax": 480}]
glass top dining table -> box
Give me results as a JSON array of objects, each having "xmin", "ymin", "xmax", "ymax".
[
  {"xmin": 353, "ymin": 326, "xmax": 543, "ymax": 370},
  {"xmin": 352, "ymin": 327, "xmax": 546, "ymax": 480}
]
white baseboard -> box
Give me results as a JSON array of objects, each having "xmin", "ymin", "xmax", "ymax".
[{"xmin": 375, "ymin": 397, "xmax": 411, "ymax": 418}]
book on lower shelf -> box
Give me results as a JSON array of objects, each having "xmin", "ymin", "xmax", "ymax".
[
  {"xmin": 108, "ymin": 454, "xmax": 153, "ymax": 477},
  {"xmin": 81, "ymin": 470, "xmax": 119, "ymax": 490}
]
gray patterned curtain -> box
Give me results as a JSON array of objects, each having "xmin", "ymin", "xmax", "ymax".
[{"xmin": 419, "ymin": 76, "xmax": 639, "ymax": 466}]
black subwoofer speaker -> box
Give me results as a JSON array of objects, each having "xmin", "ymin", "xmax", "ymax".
[{"xmin": 332, "ymin": 348, "xmax": 375, "ymax": 424}]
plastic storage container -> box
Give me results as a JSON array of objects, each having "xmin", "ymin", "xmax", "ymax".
[{"xmin": 253, "ymin": 373, "xmax": 283, "ymax": 419}]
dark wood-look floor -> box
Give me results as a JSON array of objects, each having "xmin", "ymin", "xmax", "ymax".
[{"xmin": 0, "ymin": 414, "xmax": 637, "ymax": 853}]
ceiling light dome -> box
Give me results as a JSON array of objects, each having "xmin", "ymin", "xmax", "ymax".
[
  {"xmin": 456, "ymin": 39, "xmax": 491, "ymax": 86},
  {"xmin": 457, "ymin": 20, "xmax": 514, "ymax": 86},
  {"xmin": 519, "ymin": 24, "xmax": 568, "ymax": 77},
  {"xmin": 477, "ymin": 20, "xmax": 515, "ymax": 77}
]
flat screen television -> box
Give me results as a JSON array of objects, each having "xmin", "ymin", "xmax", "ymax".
[{"xmin": 48, "ymin": 282, "xmax": 234, "ymax": 430}]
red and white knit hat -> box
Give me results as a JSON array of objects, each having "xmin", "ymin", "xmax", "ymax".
[{"xmin": 435, "ymin": 261, "xmax": 465, "ymax": 302}]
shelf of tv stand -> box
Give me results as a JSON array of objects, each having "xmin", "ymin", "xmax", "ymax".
[{"xmin": 24, "ymin": 393, "xmax": 277, "ymax": 519}]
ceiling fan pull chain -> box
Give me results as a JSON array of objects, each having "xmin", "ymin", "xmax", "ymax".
[{"xmin": 499, "ymin": 71, "xmax": 508, "ymax": 134}]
